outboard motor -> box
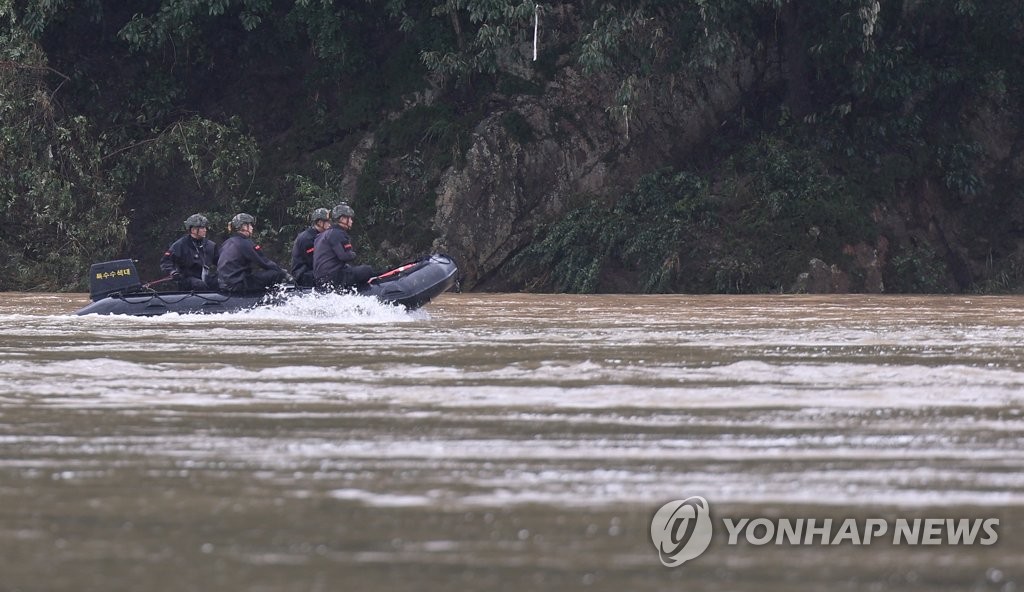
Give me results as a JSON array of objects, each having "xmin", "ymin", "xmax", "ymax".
[{"xmin": 88, "ymin": 259, "xmax": 142, "ymax": 301}]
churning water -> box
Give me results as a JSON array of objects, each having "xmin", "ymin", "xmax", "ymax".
[{"xmin": 0, "ymin": 291, "xmax": 1022, "ymax": 591}]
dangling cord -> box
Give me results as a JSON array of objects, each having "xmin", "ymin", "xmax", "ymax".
[{"xmin": 533, "ymin": 3, "xmax": 540, "ymax": 61}]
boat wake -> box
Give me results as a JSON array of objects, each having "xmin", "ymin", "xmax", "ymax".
[{"xmin": 239, "ymin": 289, "xmax": 428, "ymax": 324}]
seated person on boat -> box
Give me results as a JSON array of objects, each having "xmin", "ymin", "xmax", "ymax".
[
  {"xmin": 313, "ymin": 203, "xmax": 375, "ymax": 290},
  {"xmin": 160, "ymin": 214, "xmax": 219, "ymax": 291},
  {"xmin": 290, "ymin": 207, "xmax": 330, "ymax": 288},
  {"xmin": 217, "ymin": 213, "xmax": 288, "ymax": 293}
]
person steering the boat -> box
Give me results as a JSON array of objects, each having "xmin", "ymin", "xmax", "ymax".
[
  {"xmin": 313, "ymin": 202, "xmax": 375, "ymax": 290},
  {"xmin": 289, "ymin": 207, "xmax": 330, "ymax": 287},
  {"xmin": 217, "ymin": 213, "xmax": 288, "ymax": 293},
  {"xmin": 160, "ymin": 213, "xmax": 219, "ymax": 291}
]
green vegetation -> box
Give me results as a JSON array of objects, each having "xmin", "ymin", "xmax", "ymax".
[
  {"xmin": 1, "ymin": 9, "xmax": 127, "ymax": 290},
  {"xmin": 513, "ymin": 170, "xmax": 712, "ymax": 292},
  {"xmin": 516, "ymin": 135, "xmax": 876, "ymax": 293},
  {"xmin": 509, "ymin": 0, "xmax": 1024, "ymax": 293},
  {"xmin": 1, "ymin": 1, "xmax": 1022, "ymax": 292},
  {"xmin": 886, "ymin": 243, "xmax": 951, "ymax": 294}
]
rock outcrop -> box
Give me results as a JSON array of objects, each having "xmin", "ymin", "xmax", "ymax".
[{"xmin": 432, "ymin": 47, "xmax": 767, "ymax": 289}]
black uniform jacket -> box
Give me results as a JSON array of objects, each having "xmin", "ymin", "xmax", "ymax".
[
  {"xmin": 160, "ymin": 235, "xmax": 217, "ymax": 280},
  {"xmin": 290, "ymin": 226, "xmax": 319, "ymax": 280},
  {"xmin": 217, "ymin": 233, "xmax": 283, "ymax": 291},
  {"xmin": 312, "ymin": 224, "xmax": 356, "ymax": 281}
]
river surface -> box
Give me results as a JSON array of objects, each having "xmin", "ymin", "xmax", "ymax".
[{"xmin": 0, "ymin": 292, "xmax": 1022, "ymax": 591}]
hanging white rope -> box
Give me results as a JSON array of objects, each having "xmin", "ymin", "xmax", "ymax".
[{"xmin": 533, "ymin": 3, "xmax": 540, "ymax": 61}]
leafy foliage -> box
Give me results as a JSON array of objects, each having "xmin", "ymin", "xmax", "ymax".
[
  {"xmin": 514, "ymin": 170, "xmax": 715, "ymax": 292},
  {"xmin": 285, "ymin": 160, "xmax": 346, "ymax": 227},
  {"xmin": 2, "ymin": 0, "xmax": 1024, "ymax": 292},
  {"xmin": 513, "ymin": 201, "xmax": 614, "ymax": 293},
  {"xmin": 1, "ymin": 7, "xmax": 127, "ymax": 290},
  {"xmin": 885, "ymin": 243, "xmax": 952, "ymax": 294},
  {"xmin": 419, "ymin": 0, "xmax": 537, "ymax": 80},
  {"xmin": 120, "ymin": 116, "xmax": 262, "ymax": 266},
  {"xmin": 513, "ymin": 134, "xmax": 878, "ymax": 294},
  {"xmin": 721, "ymin": 135, "xmax": 875, "ymax": 291}
]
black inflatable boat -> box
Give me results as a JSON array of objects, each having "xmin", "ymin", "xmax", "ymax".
[{"xmin": 74, "ymin": 254, "xmax": 458, "ymax": 316}]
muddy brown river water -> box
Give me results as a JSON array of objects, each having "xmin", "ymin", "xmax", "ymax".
[{"xmin": 0, "ymin": 292, "xmax": 1021, "ymax": 591}]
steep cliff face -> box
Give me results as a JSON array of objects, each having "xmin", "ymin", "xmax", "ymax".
[
  {"xmin": 318, "ymin": 3, "xmax": 1024, "ymax": 295},
  {"xmin": 876, "ymin": 87, "xmax": 1024, "ymax": 293},
  {"xmin": 425, "ymin": 68, "xmax": 1024, "ymax": 293},
  {"xmin": 430, "ymin": 48, "xmax": 768, "ymax": 289}
]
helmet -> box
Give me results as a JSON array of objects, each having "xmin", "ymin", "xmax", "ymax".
[
  {"xmin": 184, "ymin": 214, "xmax": 209, "ymax": 230},
  {"xmin": 230, "ymin": 212, "xmax": 255, "ymax": 231},
  {"xmin": 331, "ymin": 202, "xmax": 355, "ymax": 220},
  {"xmin": 310, "ymin": 208, "xmax": 330, "ymax": 223}
]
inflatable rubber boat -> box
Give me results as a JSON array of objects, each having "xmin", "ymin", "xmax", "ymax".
[{"xmin": 74, "ymin": 254, "xmax": 458, "ymax": 316}]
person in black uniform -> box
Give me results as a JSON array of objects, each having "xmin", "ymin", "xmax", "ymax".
[
  {"xmin": 160, "ymin": 213, "xmax": 219, "ymax": 291},
  {"xmin": 313, "ymin": 202, "xmax": 375, "ymax": 290},
  {"xmin": 290, "ymin": 208, "xmax": 330, "ymax": 287},
  {"xmin": 217, "ymin": 213, "xmax": 288, "ymax": 293}
]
